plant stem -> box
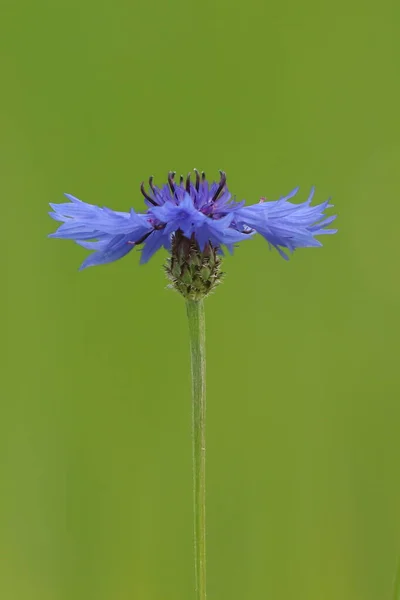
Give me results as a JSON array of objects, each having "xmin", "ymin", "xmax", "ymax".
[{"xmin": 186, "ymin": 299, "xmax": 207, "ymax": 600}]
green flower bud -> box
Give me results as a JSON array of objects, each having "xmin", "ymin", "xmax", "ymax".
[{"xmin": 165, "ymin": 231, "xmax": 223, "ymax": 300}]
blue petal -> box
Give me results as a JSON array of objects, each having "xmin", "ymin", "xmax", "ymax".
[
  {"xmin": 64, "ymin": 193, "xmax": 84, "ymax": 204},
  {"xmin": 50, "ymin": 196, "xmax": 152, "ymax": 236},
  {"xmin": 234, "ymin": 188, "xmax": 336, "ymax": 258},
  {"xmin": 278, "ymin": 186, "xmax": 300, "ymax": 201},
  {"xmin": 140, "ymin": 230, "xmax": 168, "ymax": 264},
  {"xmin": 79, "ymin": 234, "xmax": 136, "ymax": 270},
  {"xmin": 75, "ymin": 238, "xmax": 111, "ymax": 250}
]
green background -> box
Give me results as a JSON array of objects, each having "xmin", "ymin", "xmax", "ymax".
[{"xmin": 2, "ymin": 0, "xmax": 400, "ymax": 598}]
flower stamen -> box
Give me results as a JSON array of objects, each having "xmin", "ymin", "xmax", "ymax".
[
  {"xmin": 149, "ymin": 176, "xmax": 156, "ymax": 194},
  {"xmin": 194, "ymin": 168, "xmax": 200, "ymax": 192},
  {"xmin": 211, "ymin": 170, "xmax": 226, "ymax": 202},
  {"xmin": 140, "ymin": 182, "xmax": 157, "ymax": 206},
  {"xmin": 186, "ymin": 172, "xmax": 191, "ymax": 194},
  {"xmin": 168, "ymin": 171, "xmax": 176, "ymax": 195},
  {"xmin": 127, "ymin": 222, "xmax": 166, "ymax": 246},
  {"xmin": 127, "ymin": 230, "xmax": 152, "ymax": 246}
]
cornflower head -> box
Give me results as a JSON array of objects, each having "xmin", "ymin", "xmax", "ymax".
[{"xmin": 49, "ymin": 170, "xmax": 337, "ymax": 299}]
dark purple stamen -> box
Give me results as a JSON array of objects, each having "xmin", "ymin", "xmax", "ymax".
[
  {"xmin": 186, "ymin": 172, "xmax": 191, "ymax": 194},
  {"xmin": 201, "ymin": 171, "xmax": 206, "ymax": 182},
  {"xmin": 211, "ymin": 170, "xmax": 226, "ymax": 203},
  {"xmin": 140, "ymin": 182, "xmax": 157, "ymax": 206},
  {"xmin": 149, "ymin": 176, "xmax": 156, "ymax": 194},
  {"xmin": 128, "ymin": 230, "xmax": 152, "ymax": 246},
  {"xmin": 194, "ymin": 168, "xmax": 200, "ymax": 192},
  {"xmin": 168, "ymin": 171, "xmax": 176, "ymax": 194},
  {"xmin": 128, "ymin": 223, "xmax": 166, "ymax": 246}
]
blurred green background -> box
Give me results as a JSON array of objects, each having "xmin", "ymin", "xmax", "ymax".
[{"xmin": 1, "ymin": 0, "xmax": 400, "ymax": 598}]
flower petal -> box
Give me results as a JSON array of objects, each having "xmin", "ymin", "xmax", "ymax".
[
  {"xmin": 235, "ymin": 188, "xmax": 336, "ymax": 258},
  {"xmin": 79, "ymin": 234, "xmax": 136, "ymax": 270},
  {"xmin": 140, "ymin": 230, "xmax": 169, "ymax": 264}
]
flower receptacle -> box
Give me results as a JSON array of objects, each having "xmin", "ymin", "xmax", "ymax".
[{"xmin": 165, "ymin": 231, "xmax": 223, "ymax": 300}]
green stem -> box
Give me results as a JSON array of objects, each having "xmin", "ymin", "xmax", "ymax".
[{"xmin": 186, "ymin": 299, "xmax": 207, "ymax": 600}]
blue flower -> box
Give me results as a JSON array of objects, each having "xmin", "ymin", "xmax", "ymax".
[{"xmin": 49, "ymin": 170, "xmax": 337, "ymax": 269}]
